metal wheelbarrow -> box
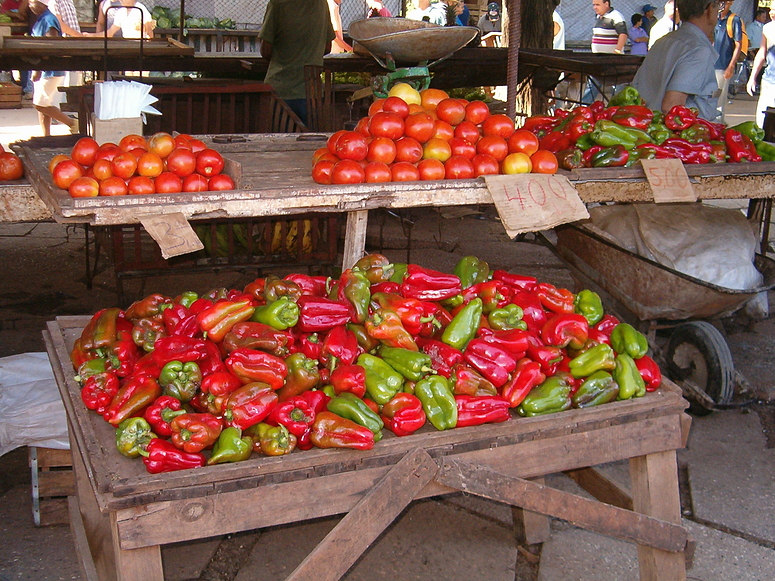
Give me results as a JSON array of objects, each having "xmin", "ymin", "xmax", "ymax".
[{"xmin": 544, "ymin": 224, "xmax": 775, "ymax": 414}]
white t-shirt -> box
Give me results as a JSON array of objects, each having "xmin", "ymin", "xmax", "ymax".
[
  {"xmin": 102, "ymin": 1, "xmax": 152, "ymax": 39},
  {"xmin": 553, "ymin": 9, "xmax": 565, "ymax": 50}
]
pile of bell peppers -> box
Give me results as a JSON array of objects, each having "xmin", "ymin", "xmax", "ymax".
[
  {"xmin": 524, "ymin": 85, "xmax": 769, "ymax": 169},
  {"xmin": 71, "ymin": 253, "xmax": 661, "ymax": 474}
]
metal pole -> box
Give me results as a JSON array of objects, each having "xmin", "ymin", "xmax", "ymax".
[{"xmin": 506, "ymin": 0, "xmax": 521, "ymax": 119}]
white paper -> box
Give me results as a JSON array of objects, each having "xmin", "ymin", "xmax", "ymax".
[{"xmin": 94, "ymin": 80, "xmax": 161, "ymax": 121}]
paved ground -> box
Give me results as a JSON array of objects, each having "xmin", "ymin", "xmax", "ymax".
[{"xmin": 1, "ymin": 95, "xmax": 774, "ymax": 581}]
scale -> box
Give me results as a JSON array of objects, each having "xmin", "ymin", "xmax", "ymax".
[{"xmin": 348, "ymin": 18, "xmax": 479, "ymax": 98}]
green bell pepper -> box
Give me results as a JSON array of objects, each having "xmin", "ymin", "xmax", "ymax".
[
  {"xmin": 357, "ymin": 352, "xmax": 404, "ymax": 405},
  {"xmin": 755, "ymin": 140, "xmax": 775, "ymax": 162},
  {"xmin": 613, "ymin": 353, "xmax": 646, "ymax": 400},
  {"xmin": 390, "ymin": 263, "xmax": 408, "ymax": 283},
  {"xmin": 441, "ymin": 297, "xmax": 482, "ymax": 351},
  {"xmin": 327, "ymin": 392, "xmax": 384, "ymax": 441},
  {"xmin": 488, "ymin": 304, "xmax": 527, "ymax": 331},
  {"xmin": 414, "ymin": 375, "xmax": 457, "ymax": 430},
  {"xmin": 115, "ymin": 417, "xmax": 157, "ymax": 458},
  {"xmin": 591, "ymin": 120, "xmax": 652, "ymax": 150},
  {"xmin": 572, "ymin": 370, "xmax": 620, "ymax": 408},
  {"xmin": 377, "ymin": 345, "xmax": 434, "ymax": 382},
  {"xmin": 647, "ymin": 122, "xmax": 673, "ymax": 145},
  {"xmin": 575, "ymin": 132, "xmax": 596, "ymax": 151},
  {"xmin": 568, "ymin": 343, "xmax": 616, "ymax": 378},
  {"xmin": 207, "ymin": 426, "xmax": 253, "ymax": 465},
  {"xmin": 517, "ymin": 374, "xmax": 573, "ymax": 417},
  {"xmin": 610, "ymin": 323, "xmax": 648, "ymax": 359},
  {"xmin": 454, "ymin": 255, "xmax": 490, "ymax": 289},
  {"xmin": 250, "ymin": 296, "xmax": 300, "ymax": 330},
  {"xmin": 730, "ymin": 121, "xmax": 765, "ymax": 145},
  {"xmin": 573, "ymin": 289, "xmax": 604, "ymax": 326},
  {"xmin": 608, "ymin": 85, "xmax": 642, "ymax": 107},
  {"xmin": 159, "ymin": 360, "xmax": 202, "ymax": 403},
  {"xmin": 177, "ymin": 291, "xmax": 199, "ymax": 309},
  {"xmin": 591, "ymin": 144, "xmax": 630, "ymax": 167}
]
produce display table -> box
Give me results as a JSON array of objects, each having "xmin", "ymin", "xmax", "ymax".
[
  {"xmin": 14, "ymin": 135, "xmax": 775, "ymax": 269},
  {"xmin": 44, "ymin": 315, "xmax": 692, "ymax": 581}
]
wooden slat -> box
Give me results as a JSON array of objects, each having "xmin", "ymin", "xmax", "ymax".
[
  {"xmin": 564, "ymin": 467, "xmax": 633, "ymax": 511},
  {"xmin": 38, "ymin": 470, "xmax": 76, "ymax": 497},
  {"xmin": 436, "ymin": 458, "xmax": 688, "ymax": 553},
  {"xmin": 34, "ymin": 448, "xmax": 73, "ymax": 468}
]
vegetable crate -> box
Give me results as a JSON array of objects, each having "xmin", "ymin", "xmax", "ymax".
[
  {"xmin": 0, "ymin": 82, "xmax": 22, "ymax": 109},
  {"xmin": 90, "ymin": 214, "xmax": 341, "ymax": 305},
  {"xmin": 29, "ymin": 447, "xmax": 75, "ymax": 527}
]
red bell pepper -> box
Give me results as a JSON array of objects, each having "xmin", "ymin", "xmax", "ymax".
[
  {"xmin": 263, "ymin": 275, "xmax": 303, "ymax": 304},
  {"xmin": 78, "ymin": 308, "xmax": 123, "ymax": 351},
  {"xmin": 199, "ymin": 338, "xmax": 227, "ymax": 376},
  {"xmin": 521, "ymin": 115, "xmax": 560, "ymax": 133},
  {"xmin": 659, "ymin": 138, "xmax": 712, "ymax": 164},
  {"xmin": 222, "ymin": 381, "xmax": 279, "ymax": 429},
  {"xmin": 462, "ymin": 280, "xmax": 510, "ymax": 313},
  {"xmin": 455, "ymin": 394, "xmax": 511, "ymax": 427},
  {"xmin": 511, "ymin": 291, "xmax": 548, "ymax": 334},
  {"xmin": 284, "ymin": 273, "xmax": 330, "ymax": 297},
  {"xmin": 243, "ymin": 278, "xmax": 266, "ymax": 303},
  {"xmin": 635, "ymin": 355, "xmax": 662, "ymax": 392},
  {"xmin": 131, "ymin": 317, "xmax": 168, "ymax": 353},
  {"xmin": 370, "ymin": 281, "xmax": 401, "ymax": 294},
  {"xmin": 492, "ymin": 270, "xmax": 537, "ymax": 292},
  {"xmin": 295, "ymin": 296, "xmax": 352, "ymax": 332},
  {"xmin": 310, "ymin": 411, "xmax": 375, "ymax": 450},
  {"xmin": 610, "ymin": 105, "xmax": 653, "ymax": 130},
  {"xmin": 380, "ymin": 393, "xmax": 426, "ymax": 436},
  {"xmin": 664, "ymin": 105, "xmax": 696, "ymax": 131},
  {"xmin": 329, "ymin": 364, "xmax": 367, "ymax": 398},
  {"xmin": 371, "ymin": 292, "xmax": 439, "ymax": 336},
  {"xmin": 463, "ymin": 338, "xmax": 517, "ymax": 388},
  {"xmin": 200, "ymin": 370, "xmax": 242, "ymax": 397},
  {"xmin": 290, "ymin": 332, "xmax": 323, "ymax": 360},
  {"xmin": 416, "ymin": 337, "xmax": 464, "ymax": 378},
  {"xmin": 196, "ymin": 299, "xmax": 256, "ymax": 343},
  {"xmin": 539, "ymin": 131, "xmax": 572, "ymax": 153},
  {"xmin": 595, "ymin": 314, "xmax": 620, "ymax": 336},
  {"xmin": 476, "ymin": 327, "xmax": 530, "ymax": 359},
  {"xmin": 105, "ymin": 330, "xmax": 141, "ymax": 378},
  {"xmin": 320, "ymin": 325, "xmax": 360, "ymax": 369},
  {"xmin": 450, "ymin": 362, "xmax": 498, "ymax": 396},
  {"xmin": 541, "ymin": 314, "xmax": 589, "ymax": 350},
  {"xmin": 142, "ymin": 438, "xmax": 206, "ymax": 474},
  {"xmin": 526, "ymin": 333, "xmax": 564, "ymax": 375},
  {"xmin": 365, "ymin": 308, "xmax": 418, "ymax": 351},
  {"xmin": 501, "ymin": 358, "xmax": 545, "ymax": 408},
  {"xmin": 162, "ymin": 303, "xmax": 200, "ymax": 338},
  {"xmin": 80, "ymin": 370, "xmax": 120, "ymax": 415},
  {"xmin": 102, "ymin": 374, "xmax": 162, "ymax": 426},
  {"xmin": 222, "ymin": 321, "xmax": 294, "ymax": 357},
  {"xmin": 125, "ymin": 293, "xmax": 174, "ymax": 321},
  {"xmin": 535, "ymin": 283, "xmax": 575, "ymax": 315},
  {"xmin": 566, "ymin": 115, "xmax": 594, "ymax": 142},
  {"xmin": 152, "ymin": 336, "xmax": 209, "ymax": 367},
  {"xmin": 265, "ymin": 394, "xmax": 316, "ymax": 444},
  {"xmin": 143, "ymin": 395, "xmax": 186, "ymax": 437},
  {"xmin": 225, "ymin": 348, "xmax": 288, "ymax": 390},
  {"xmin": 170, "ymin": 412, "xmax": 223, "ymax": 453},
  {"xmin": 724, "ymin": 129, "xmax": 762, "ymax": 163},
  {"xmin": 399, "ymin": 264, "xmax": 462, "ymax": 301}
]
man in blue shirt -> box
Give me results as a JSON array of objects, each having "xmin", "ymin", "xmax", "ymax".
[{"xmin": 713, "ymin": 0, "xmax": 743, "ymax": 123}]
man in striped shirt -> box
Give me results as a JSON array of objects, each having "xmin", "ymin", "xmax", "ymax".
[{"xmin": 591, "ymin": 0, "xmax": 628, "ymax": 54}]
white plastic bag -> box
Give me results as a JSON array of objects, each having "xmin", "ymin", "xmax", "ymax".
[{"xmin": 0, "ymin": 353, "xmax": 69, "ymax": 457}]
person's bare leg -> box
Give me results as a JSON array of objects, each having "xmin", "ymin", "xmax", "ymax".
[
  {"xmin": 35, "ymin": 105, "xmax": 75, "ymax": 130},
  {"xmin": 37, "ymin": 109, "xmax": 52, "ymax": 136}
]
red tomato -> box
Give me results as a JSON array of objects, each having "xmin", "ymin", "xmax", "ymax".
[
  {"xmin": 173, "ymin": 134, "xmax": 192, "ymax": 149},
  {"xmin": 136, "ymin": 152, "xmax": 164, "ymax": 178},
  {"xmin": 367, "ymin": 137, "xmax": 397, "ymax": 164},
  {"xmin": 311, "ymin": 160, "xmax": 335, "ymax": 184},
  {"xmin": 508, "ymin": 129, "xmax": 540, "ymax": 155},
  {"xmin": 181, "ymin": 174, "xmax": 209, "ymax": 192},
  {"xmin": 364, "ymin": 161, "xmax": 392, "ymax": 183},
  {"xmin": 208, "ymin": 174, "xmax": 235, "ymax": 190},
  {"xmin": 472, "ymin": 153, "xmax": 500, "ymax": 176},
  {"xmin": 110, "ymin": 152, "xmax": 138, "ymax": 179},
  {"xmin": 530, "ymin": 150, "xmax": 559, "ymax": 174},
  {"xmin": 154, "ymin": 172, "xmax": 183, "ymax": 193},
  {"xmin": 420, "ymin": 88, "xmax": 449, "ymax": 111},
  {"xmin": 327, "ymin": 129, "xmax": 349, "ymax": 154},
  {"xmin": 444, "ymin": 155, "xmax": 475, "ymax": 179},
  {"xmin": 0, "ymin": 152, "xmax": 24, "ymax": 181},
  {"xmin": 118, "ymin": 134, "xmax": 147, "ymax": 153},
  {"xmin": 403, "ymin": 112, "xmax": 436, "ymax": 143},
  {"xmin": 48, "ymin": 154, "xmax": 70, "ymax": 174},
  {"xmin": 147, "ymin": 132, "xmax": 176, "ymax": 158},
  {"xmin": 196, "ymin": 149, "xmax": 225, "ymax": 177},
  {"xmin": 432, "ymin": 120, "xmax": 455, "ymax": 141},
  {"xmin": 165, "ymin": 148, "xmax": 197, "ymax": 177},
  {"xmin": 52, "ymin": 159, "xmax": 84, "ymax": 189},
  {"xmin": 449, "ymin": 137, "xmax": 476, "ymax": 160},
  {"xmin": 465, "ymin": 100, "xmax": 491, "ymax": 125},
  {"xmin": 188, "ymin": 139, "xmax": 207, "ymax": 154},
  {"xmin": 454, "ymin": 121, "xmax": 481, "ymax": 145},
  {"xmin": 501, "ymin": 152, "xmax": 533, "ymax": 174},
  {"xmin": 127, "ymin": 175, "xmax": 156, "ymax": 195},
  {"xmin": 369, "ymin": 111, "xmax": 404, "ymax": 140},
  {"xmin": 394, "ymin": 136, "xmax": 424, "ymax": 164},
  {"xmin": 417, "ymin": 158, "xmax": 446, "ymax": 181},
  {"xmin": 94, "ymin": 144, "xmax": 121, "ymax": 163},
  {"xmin": 331, "ymin": 159, "xmax": 365, "ymax": 184},
  {"xmin": 98, "ymin": 176, "xmax": 128, "ymax": 196},
  {"xmin": 68, "ymin": 176, "xmax": 99, "ymax": 198},
  {"xmin": 390, "ymin": 161, "xmax": 420, "ymax": 182},
  {"xmin": 482, "ymin": 114, "xmax": 516, "ymax": 139},
  {"xmin": 127, "ymin": 147, "xmax": 147, "ymax": 161},
  {"xmin": 423, "ymin": 137, "xmax": 452, "ymax": 162},
  {"xmin": 382, "ymin": 96, "xmax": 410, "ymax": 119},
  {"xmin": 91, "ymin": 159, "xmax": 113, "ymax": 181},
  {"xmin": 70, "ymin": 137, "xmax": 99, "ymax": 167},
  {"xmin": 354, "ymin": 116, "xmax": 371, "ymax": 137},
  {"xmin": 334, "ymin": 131, "xmax": 369, "ymax": 162},
  {"xmin": 312, "ymin": 147, "xmax": 334, "ymax": 164},
  {"xmin": 368, "ymin": 98, "xmax": 386, "ymax": 117},
  {"xmin": 476, "ymin": 135, "xmax": 509, "ymax": 161},
  {"xmin": 435, "ymin": 98, "xmax": 466, "ymax": 126}
]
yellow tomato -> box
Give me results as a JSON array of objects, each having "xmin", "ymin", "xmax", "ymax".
[
  {"xmin": 501, "ymin": 152, "xmax": 533, "ymax": 174},
  {"xmin": 388, "ymin": 83, "xmax": 422, "ymax": 106}
]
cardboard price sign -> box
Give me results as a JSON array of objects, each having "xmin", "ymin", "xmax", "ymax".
[
  {"xmin": 641, "ymin": 158, "xmax": 696, "ymax": 203},
  {"xmin": 484, "ymin": 173, "xmax": 589, "ymax": 237},
  {"xmin": 140, "ymin": 213, "xmax": 204, "ymax": 259}
]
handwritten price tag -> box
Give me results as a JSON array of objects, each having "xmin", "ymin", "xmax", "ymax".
[
  {"xmin": 140, "ymin": 213, "xmax": 204, "ymax": 259},
  {"xmin": 483, "ymin": 173, "xmax": 589, "ymax": 238},
  {"xmin": 641, "ymin": 158, "xmax": 696, "ymax": 203}
]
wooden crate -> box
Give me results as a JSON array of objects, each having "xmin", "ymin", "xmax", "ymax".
[
  {"xmin": 29, "ymin": 447, "xmax": 76, "ymax": 527},
  {"xmin": 0, "ymin": 82, "xmax": 22, "ymax": 109}
]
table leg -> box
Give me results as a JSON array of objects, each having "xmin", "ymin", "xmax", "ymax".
[
  {"xmin": 630, "ymin": 450, "xmax": 686, "ymax": 581},
  {"xmin": 342, "ymin": 209, "xmax": 369, "ymax": 269}
]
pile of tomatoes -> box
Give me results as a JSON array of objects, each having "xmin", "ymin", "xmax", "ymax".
[
  {"xmin": 49, "ymin": 133, "xmax": 234, "ymax": 198},
  {"xmin": 311, "ymin": 83, "xmax": 558, "ymax": 185},
  {"xmin": 0, "ymin": 144, "xmax": 24, "ymax": 182}
]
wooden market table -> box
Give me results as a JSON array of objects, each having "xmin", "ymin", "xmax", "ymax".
[
  {"xmin": 45, "ymin": 315, "xmax": 693, "ymax": 581},
  {"xmin": 14, "ymin": 135, "xmax": 775, "ymax": 269}
]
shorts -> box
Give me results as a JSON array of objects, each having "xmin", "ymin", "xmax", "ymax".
[{"xmin": 32, "ymin": 76, "xmax": 65, "ymax": 108}]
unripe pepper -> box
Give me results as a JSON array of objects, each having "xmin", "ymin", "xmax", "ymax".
[{"xmin": 414, "ymin": 375, "xmax": 457, "ymax": 430}]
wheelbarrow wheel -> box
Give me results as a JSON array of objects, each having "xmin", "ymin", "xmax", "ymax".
[{"xmin": 664, "ymin": 321, "xmax": 735, "ymax": 416}]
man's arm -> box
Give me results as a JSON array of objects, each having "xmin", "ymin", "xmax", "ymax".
[
  {"xmin": 53, "ymin": 15, "xmax": 81, "ymax": 37},
  {"xmin": 724, "ymin": 18, "xmax": 743, "ymax": 79},
  {"xmin": 260, "ymin": 39, "xmax": 272, "ymax": 60},
  {"xmin": 615, "ymin": 32, "xmax": 628, "ymax": 52},
  {"xmin": 747, "ymin": 30, "xmax": 768, "ymax": 95},
  {"xmin": 661, "ymin": 90, "xmax": 688, "ymax": 113}
]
